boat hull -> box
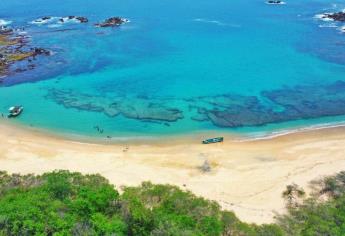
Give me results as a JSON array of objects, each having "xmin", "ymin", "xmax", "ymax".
[{"xmin": 202, "ymin": 137, "xmax": 224, "ymax": 144}]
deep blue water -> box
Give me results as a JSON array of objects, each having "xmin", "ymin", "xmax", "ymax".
[{"xmin": 1, "ymin": 0, "xmax": 345, "ymax": 138}]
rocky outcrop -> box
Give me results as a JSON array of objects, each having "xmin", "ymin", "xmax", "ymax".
[
  {"xmin": 266, "ymin": 1, "xmax": 285, "ymax": 5},
  {"xmin": 95, "ymin": 17, "xmax": 129, "ymax": 27},
  {"xmin": 32, "ymin": 48, "xmax": 51, "ymax": 56},
  {"xmin": 59, "ymin": 16, "xmax": 89, "ymax": 23},
  {"xmin": 75, "ymin": 16, "xmax": 88, "ymax": 23},
  {"xmin": 31, "ymin": 16, "xmax": 89, "ymax": 25},
  {"xmin": 321, "ymin": 12, "xmax": 345, "ymax": 22},
  {"xmin": 0, "ymin": 26, "xmax": 51, "ymax": 79},
  {"xmin": 0, "ymin": 26, "xmax": 13, "ymax": 35}
]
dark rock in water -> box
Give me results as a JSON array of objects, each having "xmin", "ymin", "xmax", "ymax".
[
  {"xmin": 41, "ymin": 16, "xmax": 52, "ymax": 20},
  {"xmin": 76, "ymin": 16, "xmax": 88, "ymax": 23},
  {"xmin": 266, "ymin": 0, "xmax": 285, "ymax": 5},
  {"xmin": 95, "ymin": 17, "xmax": 129, "ymax": 27},
  {"xmin": 0, "ymin": 26, "xmax": 13, "ymax": 35},
  {"xmin": 14, "ymin": 68, "xmax": 27, "ymax": 73},
  {"xmin": 32, "ymin": 16, "xmax": 88, "ymax": 25},
  {"xmin": 32, "ymin": 47, "xmax": 51, "ymax": 56},
  {"xmin": 64, "ymin": 16, "xmax": 89, "ymax": 23},
  {"xmin": 322, "ymin": 12, "xmax": 345, "ymax": 22},
  {"xmin": 31, "ymin": 16, "xmax": 53, "ymax": 24},
  {"xmin": 28, "ymin": 64, "xmax": 35, "ymax": 70}
]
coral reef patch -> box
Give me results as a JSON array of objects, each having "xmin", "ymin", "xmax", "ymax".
[
  {"xmin": 46, "ymin": 89, "xmax": 183, "ymax": 122},
  {"xmin": 189, "ymin": 81, "xmax": 345, "ymax": 127},
  {"xmin": 46, "ymin": 81, "xmax": 345, "ymax": 127}
]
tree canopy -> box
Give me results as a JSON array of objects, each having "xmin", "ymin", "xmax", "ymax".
[{"xmin": 0, "ymin": 170, "xmax": 344, "ymax": 235}]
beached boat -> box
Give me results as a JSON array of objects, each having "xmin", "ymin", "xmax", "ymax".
[
  {"xmin": 8, "ymin": 106, "xmax": 23, "ymax": 118},
  {"xmin": 202, "ymin": 137, "xmax": 224, "ymax": 144}
]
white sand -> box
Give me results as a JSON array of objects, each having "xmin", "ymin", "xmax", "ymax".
[{"xmin": 1, "ymin": 121, "xmax": 345, "ymax": 224}]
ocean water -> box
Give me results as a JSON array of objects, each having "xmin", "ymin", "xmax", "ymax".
[{"xmin": 1, "ymin": 0, "xmax": 345, "ymax": 139}]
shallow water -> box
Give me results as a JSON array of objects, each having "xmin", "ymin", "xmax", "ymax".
[{"xmin": 1, "ymin": 0, "xmax": 345, "ymax": 138}]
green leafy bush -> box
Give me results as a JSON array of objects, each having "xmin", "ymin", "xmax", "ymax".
[{"xmin": 8, "ymin": 170, "xmax": 345, "ymax": 235}]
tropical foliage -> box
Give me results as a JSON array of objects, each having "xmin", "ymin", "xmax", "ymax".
[{"xmin": 278, "ymin": 171, "xmax": 345, "ymax": 236}]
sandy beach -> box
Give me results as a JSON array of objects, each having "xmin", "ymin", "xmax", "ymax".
[{"xmin": 1, "ymin": 121, "xmax": 345, "ymax": 224}]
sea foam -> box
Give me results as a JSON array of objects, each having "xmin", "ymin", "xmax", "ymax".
[
  {"xmin": 235, "ymin": 122, "xmax": 345, "ymax": 142},
  {"xmin": 193, "ymin": 18, "xmax": 240, "ymax": 27},
  {"xmin": 30, "ymin": 16, "xmax": 85, "ymax": 26},
  {"xmin": 30, "ymin": 17, "xmax": 60, "ymax": 25},
  {"xmin": 0, "ymin": 19, "xmax": 12, "ymax": 26}
]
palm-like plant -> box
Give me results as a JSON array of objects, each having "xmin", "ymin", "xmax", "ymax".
[{"xmin": 282, "ymin": 184, "xmax": 305, "ymax": 208}]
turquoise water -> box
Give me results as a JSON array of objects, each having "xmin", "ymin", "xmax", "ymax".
[{"xmin": 1, "ymin": 0, "xmax": 345, "ymax": 138}]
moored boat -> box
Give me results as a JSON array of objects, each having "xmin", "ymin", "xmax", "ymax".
[
  {"xmin": 8, "ymin": 106, "xmax": 23, "ymax": 118},
  {"xmin": 202, "ymin": 137, "xmax": 224, "ymax": 144}
]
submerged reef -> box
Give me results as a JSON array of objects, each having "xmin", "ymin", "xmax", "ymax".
[
  {"xmin": 46, "ymin": 89, "xmax": 183, "ymax": 122},
  {"xmin": 47, "ymin": 81, "xmax": 345, "ymax": 127},
  {"xmin": 189, "ymin": 81, "xmax": 345, "ymax": 127},
  {"xmin": 188, "ymin": 95, "xmax": 278, "ymax": 127}
]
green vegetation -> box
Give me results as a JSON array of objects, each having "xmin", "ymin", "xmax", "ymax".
[
  {"xmin": 0, "ymin": 170, "xmax": 344, "ymax": 235},
  {"xmin": 0, "ymin": 170, "xmax": 280, "ymax": 235},
  {"xmin": 277, "ymin": 171, "xmax": 345, "ymax": 236}
]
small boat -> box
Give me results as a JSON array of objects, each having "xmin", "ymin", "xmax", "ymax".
[
  {"xmin": 8, "ymin": 106, "xmax": 23, "ymax": 118},
  {"xmin": 202, "ymin": 137, "xmax": 224, "ymax": 144}
]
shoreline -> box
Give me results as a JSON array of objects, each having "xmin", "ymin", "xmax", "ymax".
[
  {"xmin": 5, "ymin": 117, "xmax": 345, "ymax": 145},
  {"xmin": 1, "ymin": 120, "xmax": 345, "ymax": 223}
]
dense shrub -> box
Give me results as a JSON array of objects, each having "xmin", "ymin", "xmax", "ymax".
[{"xmin": 1, "ymin": 170, "xmax": 345, "ymax": 235}]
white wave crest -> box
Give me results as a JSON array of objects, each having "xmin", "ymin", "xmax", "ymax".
[
  {"xmin": 0, "ymin": 19, "xmax": 12, "ymax": 26},
  {"xmin": 339, "ymin": 25, "xmax": 345, "ymax": 33},
  {"xmin": 30, "ymin": 16, "xmax": 85, "ymax": 26},
  {"xmin": 58, "ymin": 17, "xmax": 79, "ymax": 24},
  {"xmin": 318, "ymin": 22, "xmax": 338, "ymax": 28},
  {"xmin": 30, "ymin": 16, "xmax": 60, "ymax": 25},
  {"xmin": 47, "ymin": 24, "xmax": 63, "ymax": 28},
  {"xmin": 234, "ymin": 122, "xmax": 345, "ymax": 142},
  {"xmin": 314, "ymin": 13, "xmax": 334, "ymax": 22},
  {"xmin": 193, "ymin": 18, "xmax": 240, "ymax": 27}
]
